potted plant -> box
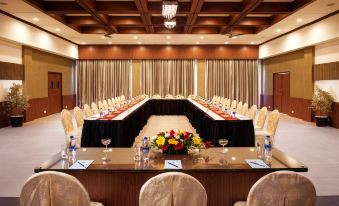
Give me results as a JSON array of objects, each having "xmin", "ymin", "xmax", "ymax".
[
  {"xmin": 310, "ymin": 86, "xmax": 334, "ymax": 127},
  {"xmin": 4, "ymin": 83, "xmax": 29, "ymax": 127}
]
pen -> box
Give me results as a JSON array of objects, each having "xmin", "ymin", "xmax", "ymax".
[
  {"xmin": 78, "ymin": 161, "xmax": 86, "ymax": 168},
  {"xmin": 168, "ymin": 162, "xmax": 179, "ymax": 168},
  {"xmin": 249, "ymin": 161, "xmax": 266, "ymax": 168}
]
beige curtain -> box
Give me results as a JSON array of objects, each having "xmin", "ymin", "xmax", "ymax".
[
  {"xmin": 77, "ymin": 60, "xmax": 130, "ymax": 106},
  {"xmin": 141, "ymin": 59, "xmax": 194, "ymax": 97},
  {"xmin": 205, "ymin": 59, "xmax": 259, "ymax": 106}
]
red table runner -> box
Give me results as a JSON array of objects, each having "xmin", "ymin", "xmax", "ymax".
[
  {"xmin": 97, "ymin": 99, "xmax": 144, "ymax": 120},
  {"xmin": 193, "ymin": 98, "xmax": 239, "ymax": 120}
]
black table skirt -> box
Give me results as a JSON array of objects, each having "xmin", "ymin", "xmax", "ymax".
[{"xmin": 81, "ymin": 99, "xmax": 255, "ymax": 147}]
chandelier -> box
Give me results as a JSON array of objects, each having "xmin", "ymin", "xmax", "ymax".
[
  {"xmin": 162, "ymin": 1, "xmax": 178, "ymax": 20},
  {"xmin": 164, "ymin": 19, "xmax": 176, "ymax": 29}
]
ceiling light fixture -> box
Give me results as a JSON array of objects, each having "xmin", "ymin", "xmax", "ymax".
[
  {"xmin": 55, "ymin": 28, "xmax": 60, "ymax": 32},
  {"xmin": 81, "ymin": 42, "xmax": 86, "ymax": 45},
  {"xmin": 164, "ymin": 19, "xmax": 176, "ymax": 29},
  {"xmin": 232, "ymin": 36, "xmax": 237, "ymax": 39},
  {"xmin": 133, "ymin": 36, "xmax": 138, "ymax": 39},
  {"xmin": 108, "ymin": 42, "xmax": 112, "ymax": 44},
  {"xmin": 166, "ymin": 42, "xmax": 171, "ymax": 44},
  {"xmin": 276, "ymin": 29, "xmax": 281, "ymax": 32},
  {"xmin": 296, "ymin": 18, "xmax": 303, "ymax": 23},
  {"xmin": 32, "ymin": 17, "xmax": 39, "ymax": 21},
  {"xmin": 196, "ymin": 41, "xmax": 199, "ymax": 44},
  {"xmin": 224, "ymin": 41, "xmax": 228, "ymax": 44},
  {"xmin": 101, "ymin": 36, "xmax": 106, "ymax": 39},
  {"xmin": 166, "ymin": 36, "xmax": 171, "ymax": 39},
  {"xmin": 162, "ymin": 1, "xmax": 178, "ymax": 20},
  {"xmin": 200, "ymin": 36, "xmax": 204, "ymax": 39},
  {"xmin": 137, "ymin": 41, "xmax": 142, "ymax": 44},
  {"xmin": 250, "ymin": 42, "xmax": 255, "ymax": 45}
]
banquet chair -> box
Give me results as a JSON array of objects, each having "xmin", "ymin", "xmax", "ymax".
[
  {"xmin": 91, "ymin": 102, "xmax": 99, "ymax": 114},
  {"xmin": 102, "ymin": 100, "xmax": 109, "ymax": 110},
  {"xmin": 141, "ymin": 94, "xmax": 149, "ymax": 98},
  {"xmin": 176, "ymin": 94, "xmax": 185, "ymax": 99},
  {"xmin": 152, "ymin": 94, "xmax": 161, "ymax": 99},
  {"xmin": 107, "ymin": 99, "xmax": 113, "ymax": 108},
  {"xmin": 220, "ymin": 97, "xmax": 224, "ymax": 105},
  {"xmin": 139, "ymin": 172, "xmax": 207, "ymax": 206},
  {"xmin": 73, "ymin": 107, "xmax": 84, "ymax": 148},
  {"xmin": 236, "ymin": 101, "xmax": 243, "ymax": 113},
  {"xmin": 240, "ymin": 103, "xmax": 248, "ymax": 115},
  {"xmin": 60, "ymin": 109, "xmax": 76, "ymax": 145},
  {"xmin": 222, "ymin": 98, "xmax": 228, "ymax": 106},
  {"xmin": 188, "ymin": 94, "xmax": 195, "ymax": 98},
  {"xmin": 225, "ymin": 99, "xmax": 231, "ymax": 109},
  {"xmin": 121, "ymin": 95, "xmax": 126, "ymax": 101},
  {"xmin": 247, "ymin": 105, "xmax": 257, "ymax": 120},
  {"xmin": 230, "ymin": 100, "xmax": 237, "ymax": 110},
  {"xmin": 165, "ymin": 94, "xmax": 174, "ymax": 99},
  {"xmin": 98, "ymin": 101, "xmax": 104, "ymax": 110},
  {"xmin": 20, "ymin": 171, "xmax": 103, "ymax": 206},
  {"xmin": 83, "ymin": 104, "xmax": 93, "ymax": 118},
  {"xmin": 255, "ymin": 109, "xmax": 280, "ymax": 144},
  {"xmin": 254, "ymin": 107, "xmax": 267, "ymax": 130},
  {"xmin": 233, "ymin": 171, "xmax": 316, "ymax": 206}
]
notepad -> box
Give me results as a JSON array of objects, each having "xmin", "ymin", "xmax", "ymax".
[
  {"xmin": 69, "ymin": 160, "xmax": 94, "ymax": 169},
  {"xmin": 164, "ymin": 160, "xmax": 182, "ymax": 169},
  {"xmin": 245, "ymin": 159, "xmax": 270, "ymax": 169}
]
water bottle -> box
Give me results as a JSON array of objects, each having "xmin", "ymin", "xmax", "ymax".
[
  {"xmin": 264, "ymin": 136, "xmax": 273, "ymax": 164},
  {"xmin": 142, "ymin": 136, "xmax": 150, "ymax": 161},
  {"xmin": 232, "ymin": 111, "xmax": 236, "ymax": 118},
  {"xmin": 69, "ymin": 135, "xmax": 76, "ymax": 150}
]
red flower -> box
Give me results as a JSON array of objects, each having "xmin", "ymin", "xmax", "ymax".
[
  {"xmin": 204, "ymin": 141, "xmax": 212, "ymax": 149},
  {"xmin": 174, "ymin": 142, "xmax": 184, "ymax": 151},
  {"xmin": 170, "ymin": 130, "xmax": 175, "ymax": 137},
  {"xmin": 161, "ymin": 145, "xmax": 169, "ymax": 151}
]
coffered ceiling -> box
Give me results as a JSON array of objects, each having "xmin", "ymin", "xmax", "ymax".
[
  {"xmin": 22, "ymin": 0, "xmax": 315, "ymax": 35},
  {"xmin": 0, "ymin": 0, "xmax": 338, "ymax": 45}
]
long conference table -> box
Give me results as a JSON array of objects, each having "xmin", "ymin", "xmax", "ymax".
[
  {"xmin": 81, "ymin": 98, "xmax": 255, "ymax": 148},
  {"xmin": 35, "ymin": 147, "xmax": 307, "ymax": 206}
]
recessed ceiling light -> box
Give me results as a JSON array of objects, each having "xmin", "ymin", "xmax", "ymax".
[
  {"xmin": 81, "ymin": 42, "xmax": 86, "ymax": 45},
  {"xmin": 276, "ymin": 29, "xmax": 281, "ymax": 32},
  {"xmin": 101, "ymin": 36, "xmax": 106, "ymax": 39},
  {"xmin": 166, "ymin": 36, "xmax": 171, "ymax": 39},
  {"xmin": 296, "ymin": 18, "xmax": 303, "ymax": 23},
  {"xmin": 133, "ymin": 36, "xmax": 138, "ymax": 39},
  {"xmin": 196, "ymin": 41, "xmax": 199, "ymax": 44},
  {"xmin": 199, "ymin": 36, "xmax": 204, "ymax": 39},
  {"xmin": 232, "ymin": 36, "xmax": 237, "ymax": 39},
  {"xmin": 55, "ymin": 28, "xmax": 60, "ymax": 32},
  {"xmin": 224, "ymin": 41, "xmax": 228, "ymax": 44},
  {"xmin": 32, "ymin": 17, "xmax": 39, "ymax": 21},
  {"xmin": 108, "ymin": 42, "xmax": 112, "ymax": 44},
  {"xmin": 250, "ymin": 42, "xmax": 255, "ymax": 45},
  {"xmin": 166, "ymin": 42, "xmax": 171, "ymax": 44},
  {"xmin": 137, "ymin": 41, "xmax": 142, "ymax": 44}
]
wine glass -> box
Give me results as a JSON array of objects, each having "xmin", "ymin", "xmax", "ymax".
[
  {"xmin": 101, "ymin": 138, "xmax": 111, "ymax": 152},
  {"xmin": 219, "ymin": 139, "xmax": 228, "ymax": 153}
]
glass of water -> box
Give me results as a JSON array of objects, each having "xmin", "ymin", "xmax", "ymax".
[
  {"xmin": 219, "ymin": 139, "xmax": 229, "ymax": 153},
  {"xmin": 61, "ymin": 144, "xmax": 68, "ymax": 159}
]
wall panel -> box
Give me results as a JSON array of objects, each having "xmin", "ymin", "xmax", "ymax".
[{"xmin": 79, "ymin": 45, "xmax": 258, "ymax": 60}]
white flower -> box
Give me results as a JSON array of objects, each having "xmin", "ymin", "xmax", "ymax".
[
  {"xmin": 175, "ymin": 135, "xmax": 180, "ymax": 139},
  {"xmin": 165, "ymin": 132, "xmax": 170, "ymax": 138},
  {"xmin": 150, "ymin": 136, "xmax": 157, "ymax": 142}
]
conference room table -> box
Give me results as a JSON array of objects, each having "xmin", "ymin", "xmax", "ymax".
[
  {"xmin": 81, "ymin": 98, "xmax": 255, "ymax": 148},
  {"xmin": 35, "ymin": 147, "xmax": 307, "ymax": 206}
]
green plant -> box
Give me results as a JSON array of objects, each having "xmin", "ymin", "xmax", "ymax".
[
  {"xmin": 311, "ymin": 86, "xmax": 334, "ymax": 116},
  {"xmin": 4, "ymin": 83, "xmax": 29, "ymax": 116}
]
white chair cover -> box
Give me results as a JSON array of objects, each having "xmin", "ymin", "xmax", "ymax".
[
  {"xmin": 60, "ymin": 109, "xmax": 75, "ymax": 136},
  {"xmin": 236, "ymin": 101, "xmax": 243, "ymax": 113},
  {"xmin": 98, "ymin": 101, "xmax": 104, "ymax": 110},
  {"xmin": 234, "ymin": 171, "xmax": 316, "ymax": 206},
  {"xmin": 175, "ymin": 94, "xmax": 185, "ymax": 99},
  {"xmin": 152, "ymin": 94, "xmax": 161, "ymax": 99},
  {"xmin": 256, "ymin": 109, "xmax": 280, "ymax": 143},
  {"xmin": 240, "ymin": 103, "xmax": 248, "ymax": 115},
  {"xmin": 91, "ymin": 102, "xmax": 99, "ymax": 114},
  {"xmin": 165, "ymin": 94, "xmax": 174, "ymax": 99},
  {"xmin": 139, "ymin": 172, "xmax": 207, "ymax": 206},
  {"xmin": 247, "ymin": 105, "xmax": 257, "ymax": 119},
  {"xmin": 74, "ymin": 107, "xmax": 84, "ymax": 128},
  {"xmin": 255, "ymin": 107, "xmax": 267, "ymax": 130},
  {"xmin": 102, "ymin": 100, "xmax": 109, "ymax": 110},
  {"xmin": 226, "ymin": 99, "xmax": 231, "ymax": 109},
  {"xmin": 230, "ymin": 100, "xmax": 237, "ymax": 110},
  {"xmin": 20, "ymin": 171, "xmax": 103, "ymax": 206},
  {"xmin": 83, "ymin": 104, "xmax": 93, "ymax": 118}
]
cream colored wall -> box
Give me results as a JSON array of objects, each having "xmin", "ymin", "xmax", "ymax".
[
  {"xmin": 263, "ymin": 47, "xmax": 314, "ymax": 99},
  {"xmin": 197, "ymin": 60, "xmax": 205, "ymax": 97},
  {"xmin": 259, "ymin": 14, "xmax": 339, "ymax": 59},
  {"xmin": 23, "ymin": 47, "xmax": 75, "ymax": 99},
  {"xmin": 132, "ymin": 60, "xmax": 141, "ymax": 97}
]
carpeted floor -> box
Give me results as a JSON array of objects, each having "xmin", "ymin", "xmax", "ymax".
[{"xmin": 0, "ymin": 112, "xmax": 339, "ymax": 198}]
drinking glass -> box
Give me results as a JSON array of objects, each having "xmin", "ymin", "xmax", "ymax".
[
  {"xmin": 101, "ymin": 138, "xmax": 111, "ymax": 152},
  {"xmin": 219, "ymin": 139, "xmax": 229, "ymax": 153},
  {"xmin": 134, "ymin": 145, "xmax": 142, "ymax": 161},
  {"xmin": 60, "ymin": 144, "xmax": 68, "ymax": 159}
]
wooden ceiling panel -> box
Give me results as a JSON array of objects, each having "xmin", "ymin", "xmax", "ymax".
[{"xmin": 23, "ymin": 0, "xmax": 315, "ymax": 35}]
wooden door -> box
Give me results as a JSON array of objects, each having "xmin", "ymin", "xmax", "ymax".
[
  {"xmin": 48, "ymin": 72, "xmax": 62, "ymax": 114},
  {"xmin": 273, "ymin": 73, "xmax": 290, "ymax": 114}
]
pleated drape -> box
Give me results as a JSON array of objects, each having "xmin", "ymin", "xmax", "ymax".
[
  {"xmin": 205, "ymin": 59, "xmax": 259, "ymax": 106},
  {"xmin": 141, "ymin": 59, "xmax": 194, "ymax": 97},
  {"xmin": 77, "ymin": 60, "xmax": 130, "ymax": 106}
]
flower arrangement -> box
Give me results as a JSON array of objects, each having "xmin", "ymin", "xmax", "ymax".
[{"xmin": 150, "ymin": 130, "xmax": 209, "ymax": 155}]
